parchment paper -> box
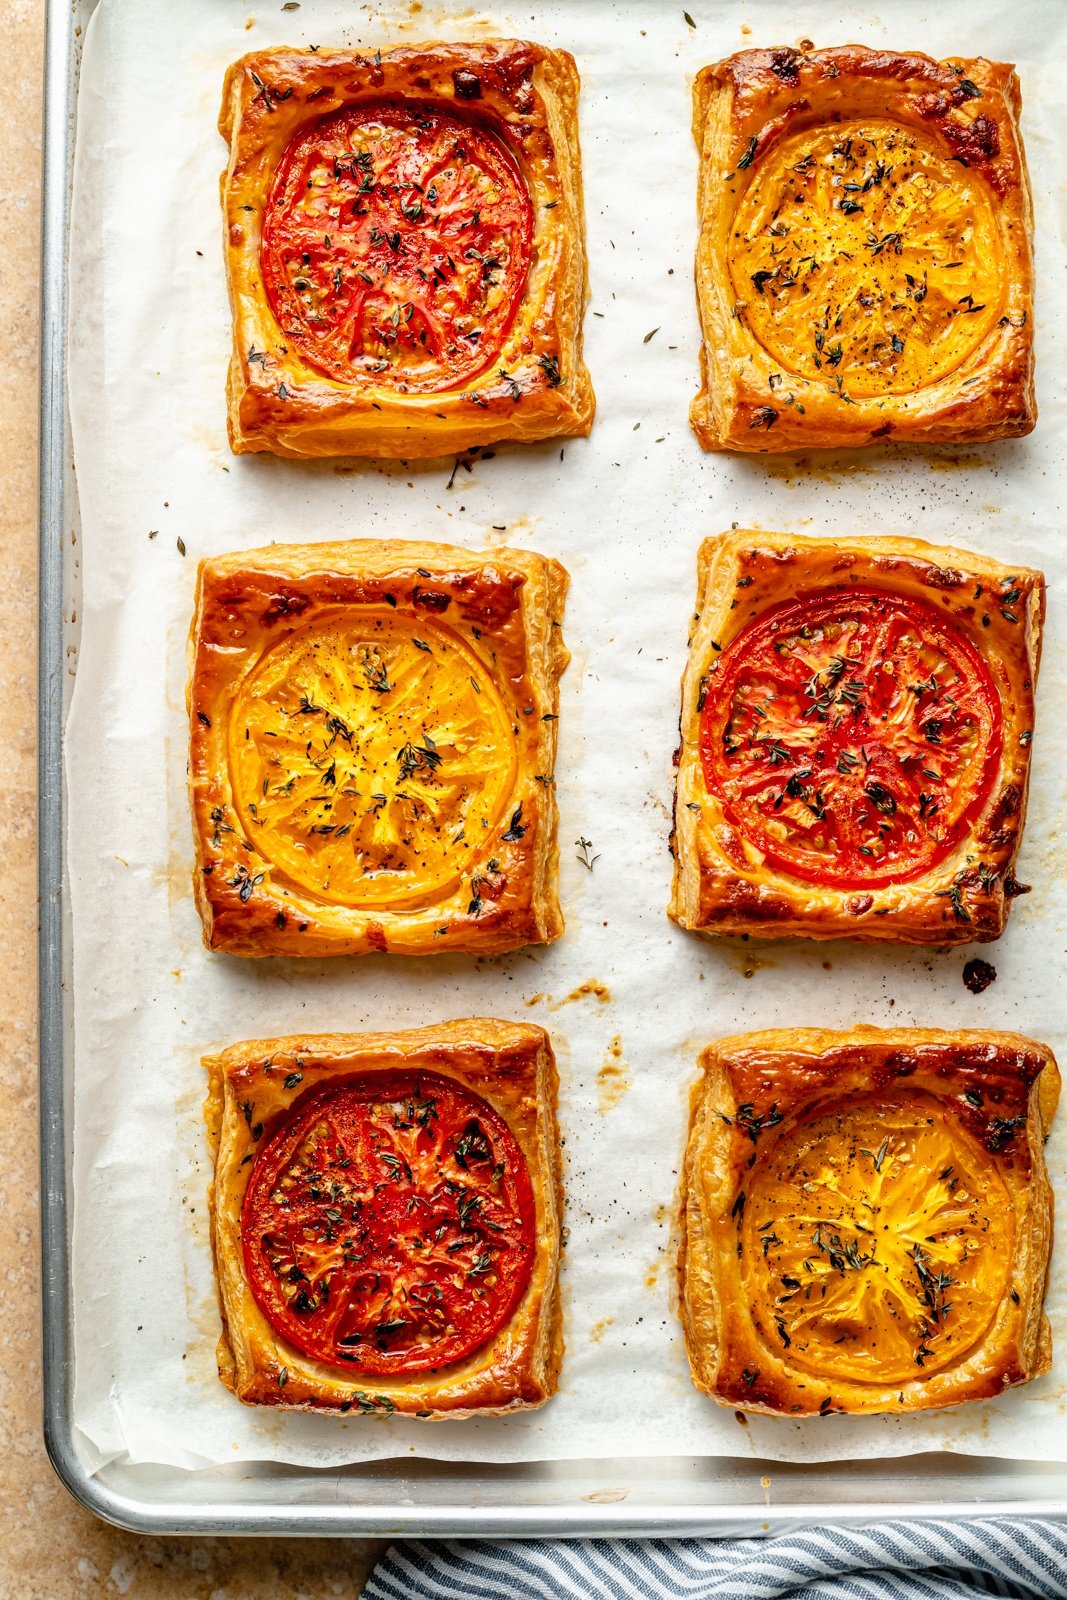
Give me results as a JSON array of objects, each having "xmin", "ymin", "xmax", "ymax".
[{"xmin": 66, "ymin": 0, "xmax": 1067, "ymax": 1473}]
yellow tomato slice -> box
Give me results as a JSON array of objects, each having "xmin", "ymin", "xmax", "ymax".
[
  {"xmin": 743, "ymin": 1094, "xmax": 1013, "ymax": 1384},
  {"xmin": 730, "ymin": 120, "xmax": 1005, "ymax": 397},
  {"xmin": 229, "ymin": 609, "xmax": 517, "ymax": 907}
]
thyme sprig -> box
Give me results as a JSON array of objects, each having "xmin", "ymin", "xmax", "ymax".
[{"xmin": 575, "ymin": 836, "xmax": 600, "ymax": 870}]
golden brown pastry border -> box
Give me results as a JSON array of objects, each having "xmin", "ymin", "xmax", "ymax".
[
  {"xmin": 205, "ymin": 1018, "xmax": 564, "ymax": 1417},
  {"xmin": 690, "ymin": 45, "xmax": 1035, "ymax": 452},
  {"xmin": 220, "ymin": 40, "xmax": 595, "ymax": 458},
  {"xmin": 188, "ymin": 538, "xmax": 570, "ymax": 958},
  {"xmin": 669, "ymin": 529, "xmax": 1044, "ymax": 945},
  {"xmin": 678, "ymin": 1025, "xmax": 1060, "ymax": 1417}
]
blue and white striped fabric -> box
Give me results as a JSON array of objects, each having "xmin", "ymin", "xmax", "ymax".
[{"xmin": 363, "ymin": 1520, "xmax": 1067, "ymax": 1599}]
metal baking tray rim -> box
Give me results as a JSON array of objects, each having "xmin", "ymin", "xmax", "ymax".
[{"xmin": 38, "ymin": 0, "xmax": 1067, "ymax": 1534}]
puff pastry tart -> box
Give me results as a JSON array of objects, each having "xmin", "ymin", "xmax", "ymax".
[
  {"xmin": 680, "ymin": 1026, "xmax": 1060, "ymax": 1417},
  {"xmin": 669, "ymin": 529, "xmax": 1043, "ymax": 944},
  {"xmin": 205, "ymin": 1019, "xmax": 563, "ymax": 1416},
  {"xmin": 691, "ymin": 46, "xmax": 1035, "ymax": 451},
  {"xmin": 188, "ymin": 539, "xmax": 569, "ymax": 956},
  {"xmin": 219, "ymin": 42, "xmax": 594, "ymax": 458}
]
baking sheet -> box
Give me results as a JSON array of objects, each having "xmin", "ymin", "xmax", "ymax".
[{"xmin": 66, "ymin": 0, "xmax": 1067, "ymax": 1474}]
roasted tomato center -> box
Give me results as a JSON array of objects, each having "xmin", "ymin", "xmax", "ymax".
[
  {"xmin": 743, "ymin": 1094, "xmax": 1013, "ymax": 1384},
  {"xmin": 241, "ymin": 1074, "xmax": 536, "ymax": 1375},
  {"xmin": 261, "ymin": 100, "xmax": 533, "ymax": 391},
  {"xmin": 229, "ymin": 609, "xmax": 517, "ymax": 907},
  {"xmin": 729, "ymin": 120, "xmax": 1004, "ymax": 396},
  {"xmin": 699, "ymin": 588, "xmax": 1001, "ymax": 888}
]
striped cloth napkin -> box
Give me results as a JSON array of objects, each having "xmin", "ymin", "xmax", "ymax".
[{"xmin": 363, "ymin": 1520, "xmax": 1067, "ymax": 1598}]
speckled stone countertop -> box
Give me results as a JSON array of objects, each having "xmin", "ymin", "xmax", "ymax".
[{"xmin": 5, "ymin": 3, "xmax": 383, "ymax": 1591}]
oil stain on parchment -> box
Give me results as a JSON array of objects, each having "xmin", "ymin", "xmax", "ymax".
[{"xmin": 597, "ymin": 1034, "xmax": 630, "ymax": 1113}]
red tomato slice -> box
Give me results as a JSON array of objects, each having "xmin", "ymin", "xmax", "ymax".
[
  {"xmin": 241, "ymin": 1073, "xmax": 536, "ymax": 1375},
  {"xmin": 700, "ymin": 589, "xmax": 1002, "ymax": 889},
  {"xmin": 261, "ymin": 102, "xmax": 533, "ymax": 391}
]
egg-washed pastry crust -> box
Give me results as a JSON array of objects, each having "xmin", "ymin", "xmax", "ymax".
[
  {"xmin": 205, "ymin": 1019, "xmax": 563, "ymax": 1416},
  {"xmin": 669, "ymin": 529, "xmax": 1043, "ymax": 945},
  {"xmin": 691, "ymin": 46, "xmax": 1035, "ymax": 451},
  {"xmin": 220, "ymin": 41, "xmax": 594, "ymax": 458},
  {"xmin": 189, "ymin": 539, "xmax": 569, "ymax": 956},
  {"xmin": 679, "ymin": 1026, "xmax": 1060, "ymax": 1417}
]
